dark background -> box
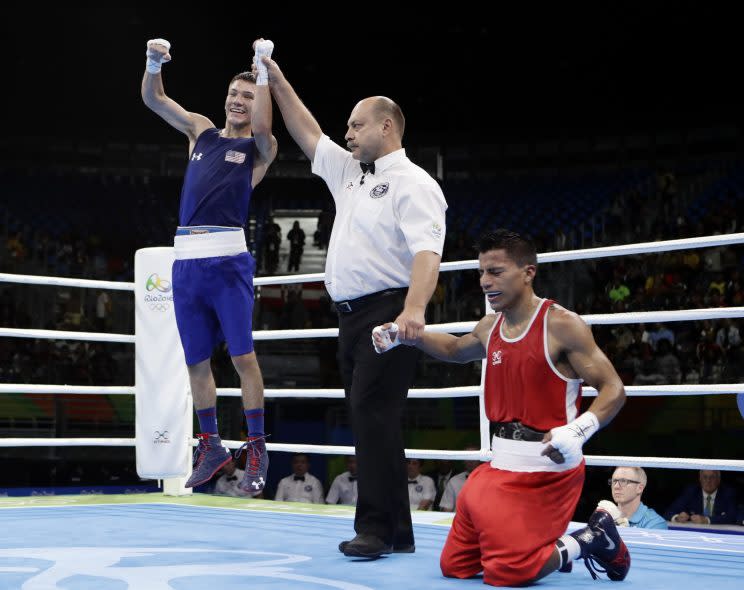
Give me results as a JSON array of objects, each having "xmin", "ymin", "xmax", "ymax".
[{"xmin": 3, "ymin": 5, "xmax": 742, "ymax": 147}]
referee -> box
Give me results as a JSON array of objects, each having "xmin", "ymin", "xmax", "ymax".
[{"xmin": 263, "ymin": 51, "xmax": 447, "ymax": 558}]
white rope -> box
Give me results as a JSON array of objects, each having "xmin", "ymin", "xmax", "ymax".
[
  {"xmin": 207, "ymin": 306, "xmax": 744, "ymax": 344},
  {"xmin": 233, "ymin": 385, "xmax": 744, "ymax": 398},
  {"xmin": 0, "ymin": 327, "xmax": 135, "ymax": 343},
  {"xmin": 540, "ymin": 232, "xmax": 744, "ymax": 263},
  {"xmin": 1, "ymin": 384, "xmax": 741, "ymax": 398},
  {"xmin": 438, "ymin": 232, "xmax": 744, "ymax": 272},
  {"xmin": 253, "ymin": 327, "xmax": 338, "ymax": 340},
  {"xmin": 3, "ymin": 233, "xmax": 741, "ymax": 290},
  {"xmin": 0, "ymin": 437, "xmax": 740, "ymax": 471},
  {"xmin": 217, "ymin": 386, "xmax": 481, "ymax": 399},
  {"xmin": 2, "ymin": 304, "xmax": 741, "ymax": 344},
  {"xmin": 0, "ymin": 385, "xmax": 135, "ymax": 395},
  {"xmin": 584, "ymin": 455, "xmax": 744, "ymax": 471},
  {"xmin": 582, "ymin": 307, "xmax": 744, "ymax": 325},
  {"xmin": 219, "ymin": 441, "xmax": 744, "ymax": 471},
  {"xmin": 254, "ymin": 272, "xmax": 325, "ymax": 287},
  {"xmin": 0, "ymin": 438, "xmax": 135, "ymax": 447},
  {"xmin": 582, "ymin": 384, "xmax": 744, "ymax": 397},
  {"xmin": 0, "ymin": 272, "xmax": 134, "ymax": 291},
  {"xmin": 425, "ymin": 307, "xmax": 744, "ymax": 337}
]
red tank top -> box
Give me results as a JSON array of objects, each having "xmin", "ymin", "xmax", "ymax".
[{"xmin": 485, "ymin": 298, "xmax": 582, "ymax": 431}]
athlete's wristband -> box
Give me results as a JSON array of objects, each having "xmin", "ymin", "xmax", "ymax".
[
  {"xmin": 253, "ymin": 39, "xmax": 274, "ymax": 85},
  {"xmin": 146, "ymin": 38, "xmax": 171, "ymax": 74}
]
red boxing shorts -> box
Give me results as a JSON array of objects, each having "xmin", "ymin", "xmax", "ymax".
[{"xmin": 440, "ymin": 461, "xmax": 584, "ymax": 586}]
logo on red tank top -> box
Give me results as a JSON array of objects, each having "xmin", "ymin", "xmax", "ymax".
[{"xmin": 491, "ymin": 350, "xmax": 502, "ymax": 365}]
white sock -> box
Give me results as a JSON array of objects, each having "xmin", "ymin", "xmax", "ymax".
[{"xmin": 556, "ymin": 535, "xmax": 582, "ymax": 566}]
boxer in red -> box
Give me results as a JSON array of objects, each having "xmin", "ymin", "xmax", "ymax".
[{"xmin": 374, "ymin": 229, "xmax": 630, "ymax": 585}]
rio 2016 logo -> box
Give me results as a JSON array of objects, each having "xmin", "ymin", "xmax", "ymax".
[
  {"xmin": 146, "ymin": 274, "xmax": 172, "ymax": 293},
  {"xmin": 144, "ymin": 273, "xmax": 174, "ymax": 312}
]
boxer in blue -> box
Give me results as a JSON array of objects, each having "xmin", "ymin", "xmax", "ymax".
[{"xmin": 141, "ymin": 38, "xmax": 277, "ymax": 492}]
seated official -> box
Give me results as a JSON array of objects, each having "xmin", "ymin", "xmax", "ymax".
[
  {"xmin": 274, "ymin": 453, "xmax": 324, "ymax": 504},
  {"xmin": 407, "ymin": 458, "xmax": 436, "ymax": 511},
  {"xmin": 326, "ymin": 455, "xmax": 358, "ymax": 506},
  {"xmin": 664, "ymin": 470, "xmax": 738, "ymax": 525},
  {"xmin": 605, "ymin": 466, "xmax": 667, "ymax": 529}
]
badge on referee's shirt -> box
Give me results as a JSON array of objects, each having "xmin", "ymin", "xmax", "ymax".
[{"xmin": 369, "ymin": 183, "xmax": 389, "ymax": 198}]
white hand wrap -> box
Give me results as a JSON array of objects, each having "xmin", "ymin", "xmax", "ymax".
[
  {"xmin": 371, "ymin": 323, "xmax": 400, "ymax": 354},
  {"xmin": 253, "ymin": 39, "xmax": 274, "ymax": 85},
  {"xmin": 146, "ymin": 38, "xmax": 171, "ymax": 74},
  {"xmin": 597, "ymin": 500, "xmax": 627, "ymax": 525},
  {"xmin": 546, "ymin": 411, "xmax": 599, "ymax": 466}
]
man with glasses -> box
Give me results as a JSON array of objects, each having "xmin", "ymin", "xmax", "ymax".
[
  {"xmin": 665, "ymin": 470, "xmax": 738, "ymax": 525},
  {"xmin": 606, "ymin": 467, "xmax": 667, "ymax": 529}
]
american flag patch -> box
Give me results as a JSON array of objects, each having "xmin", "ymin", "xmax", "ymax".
[{"xmin": 225, "ymin": 150, "xmax": 246, "ymax": 164}]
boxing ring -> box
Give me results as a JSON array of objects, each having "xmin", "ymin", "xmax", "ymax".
[{"xmin": 1, "ymin": 232, "xmax": 744, "ymax": 589}]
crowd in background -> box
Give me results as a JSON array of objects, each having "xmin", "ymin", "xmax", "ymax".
[{"xmin": 1, "ymin": 165, "xmax": 743, "ymax": 507}]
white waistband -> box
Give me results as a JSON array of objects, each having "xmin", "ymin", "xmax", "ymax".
[
  {"xmin": 489, "ymin": 433, "xmax": 582, "ymax": 473},
  {"xmin": 174, "ymin": 229, "xmax": 247, "ymax": 260}
]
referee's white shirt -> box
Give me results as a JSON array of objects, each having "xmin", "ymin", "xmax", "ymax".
[
  {"xmin": 312, "ymin": 135, "xmax": 447, "ymax": 302},
  {"xmin": 325, "ymin": 470, "xmax": 358, "ymax": 505},
  {"xmin": 274, "ymin": 473, "xmax": 324, "ymax": 504}
]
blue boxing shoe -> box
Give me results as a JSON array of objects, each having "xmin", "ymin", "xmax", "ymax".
[
  {"xmin": 185, "ymin": 433, "xmax": 232, "ymax": 488},
  {"xmin": 237, "ymin": 435, "xmax": 269, "ymax": 493},
  {"xmin": 569, "ymin": 501, "xmax": 631, "ymax": 581}
]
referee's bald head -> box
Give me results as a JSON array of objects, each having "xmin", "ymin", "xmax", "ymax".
[{"xmin": 369, "ymin": 96, "xmax": 406, "ymax": 139}]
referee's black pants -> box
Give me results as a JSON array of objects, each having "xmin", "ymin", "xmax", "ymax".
[{"xmin": 337, "ymin": 290, "xmax": 420, "ymax": 546}]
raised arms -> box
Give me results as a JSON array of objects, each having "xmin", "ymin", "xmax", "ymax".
[{"xmin": 140, "ymin": 38, "xmax": 214, "ymax": 152}]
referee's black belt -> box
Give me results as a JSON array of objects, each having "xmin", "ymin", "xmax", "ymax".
[
  {"xmin": 492, "ymin": 421, "xmax": 546, "ymax": 442},
  {"xmin": 334, "ymin": 287, "xmax": 407, "ymax": 314}
]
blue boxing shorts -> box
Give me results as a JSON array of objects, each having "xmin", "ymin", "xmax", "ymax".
[{"xmin": 172, "ymin": 227, "xmax": 256, "ymax": 366}]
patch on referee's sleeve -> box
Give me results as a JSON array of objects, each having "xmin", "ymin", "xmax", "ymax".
[{"xmin": 431, "ymin": 222, "xmax": 443, "ymax": 239}]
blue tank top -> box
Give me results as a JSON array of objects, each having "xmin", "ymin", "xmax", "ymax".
[{"xmin": 178, "ymin": 128, "xmax": 256, "ymax": 227}]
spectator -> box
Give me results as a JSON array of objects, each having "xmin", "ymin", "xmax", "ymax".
[
  {"xmin": 317, "ymin": 209, "xmax": 333, "ymax": 250},
  {"xmin": 606, "ymin": 467, "xmax": 667, "ymax": 529},
  {"xmin": 608, "ymin": 280, "xmax": 630, "ymax": 304},
  {"xmin": 648, "ymin": 323, "xmax": 675, "ymax": 350},
  {"xmin": 263, "ymin": 217, "xmax": 281, "ymax": 275},
  {"xmin": 274, "ymin": 453, "xmax": 324, "ymax": 504},
  {"xmin": 611, "ymin": 324, "xmax": 634, "ymax": 352},
  {"xmin": 425, "ymin": 459, "xmax": 454, "ymax": 512},
  {"xmin": 664, "ymin": 470, "xmax": 738, "ymax": 524},
  {"xmin": 439, "ymin": 446, "xmax": 481, "ymax": 512},
  {"xmin": 286, "ymin": 220, "xmax": 306, "ymax": 272},
  {"xmin": 655, "ymin": 339, "xmax": 681, "ymax": 384},
  {"xmin": 716, "ymin": 319, "xmax": 741, "ymax": 353},
  {"xmin": 406, "ymin": 459, "xmax": 436, "ymax": 511},
  {"xmin": 708, "ymin": 273, "xmax": 726, "ymax": 296},
  {"xmin": 696, "ymin": 327, "xmax": 723, "ymax": 383},
  {"xmin": 95, "ymin": 290, "xmax": 112, "ymax": 332},
  {"xmin": 326, "ymin": 456, "xmax": 358, "ymax": 506}
]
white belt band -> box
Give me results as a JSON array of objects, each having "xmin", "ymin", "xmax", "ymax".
[
  {"xmin": 174, "ymin": 230, "xmax": 247, "ymax": 260},
  {"xmin": 489, "ymin": 433, "xmax": 582, "ymax": 473}
]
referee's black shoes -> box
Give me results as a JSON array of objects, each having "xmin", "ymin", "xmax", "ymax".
[{"xmin": 339, "ymin": 534, "xmax": 415, "ymax": 558}]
